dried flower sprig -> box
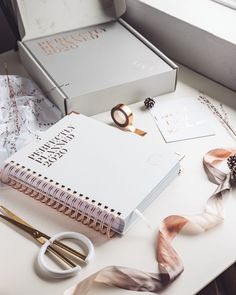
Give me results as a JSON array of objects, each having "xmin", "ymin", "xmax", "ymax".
[
  {"xmin": 5, "ymin": 63, "xmax": 21, "ymax": 134},
  {"xmin": 198, "ymin": 93, "xmax": 236, "ymax": 139}
]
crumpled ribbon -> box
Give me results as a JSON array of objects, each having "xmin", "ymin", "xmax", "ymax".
[{"xmin": 64, "ymin": 148, "xmax": 236, "ymax": 295}]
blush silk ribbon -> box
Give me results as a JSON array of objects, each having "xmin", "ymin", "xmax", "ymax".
[{"xmin": 64, "ymin": 148, "xmax": 236, "ymax": 295}]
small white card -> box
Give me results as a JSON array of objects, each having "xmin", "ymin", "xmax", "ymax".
[{"xmin": 150, "ymin": 97, "xmax": 215, "ymax": 142}]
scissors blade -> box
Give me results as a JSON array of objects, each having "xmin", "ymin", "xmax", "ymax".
[
  {"xmin": 0, "ymin": 212, "xmax": 77, "ymax": 268},
  {"xmin": 0, "ymin": 205, "xmax": 32, "ymax": 227},
  {"xmin": 0, "ymin": 206, "xmax": 46, "ymax": 244},
  {"xmin": 0, "ymin": 213, "xmax": 38, "ymax": 237},
  {"xmin": 0, "ymin": 206, "xmax": 86, "ymax": 262}
]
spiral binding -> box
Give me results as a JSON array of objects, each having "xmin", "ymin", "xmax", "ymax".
[{"xmin": 1, "ymin": 161, "xmax": 124, "ymax": 237}]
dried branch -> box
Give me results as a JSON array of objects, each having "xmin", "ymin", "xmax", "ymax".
[{"xmin": 198, "ymin": 93, "xmax": 236, "ymax": 139}]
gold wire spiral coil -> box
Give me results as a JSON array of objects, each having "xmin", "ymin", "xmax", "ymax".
[{"xmin": 1, "ymin": 162, "xmax": 120, "ymax": 237}]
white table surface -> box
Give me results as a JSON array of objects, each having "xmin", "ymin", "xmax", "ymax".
[{"xmin": 0, "ymin": 50, "xmax": 236, "ymax": 295}]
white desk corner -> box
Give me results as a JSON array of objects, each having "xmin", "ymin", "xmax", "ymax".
[{"xmin": 0, "ymin": 50, "xmax": 236, "ymax": 295}]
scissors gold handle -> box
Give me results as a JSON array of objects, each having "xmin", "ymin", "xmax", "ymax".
[{"xmin": 0, "ymin": 205, "xmax": 94, "ymax": 278}]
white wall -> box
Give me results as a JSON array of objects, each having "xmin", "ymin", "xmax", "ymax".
[{"xmin": 124, "ymin": 0, "xmax": 236, "ymax": 91}]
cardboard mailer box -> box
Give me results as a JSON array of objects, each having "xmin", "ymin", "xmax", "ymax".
[{"xmin": 14, "ymin": 0, "xmax": 178, "ymax": 115}]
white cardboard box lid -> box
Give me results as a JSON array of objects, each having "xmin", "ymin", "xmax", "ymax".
[{"xmin": 14, "ymin": 0, "xmax": 126, "ymax": 41}]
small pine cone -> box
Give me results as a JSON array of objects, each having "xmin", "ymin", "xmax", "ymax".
[
  {"xmin": 144, "ymin": 97, "xmax": 155, "ymax": 109},
  {"xmin": 227, "ymin": 154, "xmax": 236, "ymax": 180}
]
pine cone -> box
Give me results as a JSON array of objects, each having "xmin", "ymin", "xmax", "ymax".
[
  {"xmin": 227, "ymin": 154, "xmax": 236, "ymax": 180},
  {"xmin": 144, "ymin": 97, "xmax": 155, "ymax": 109}
]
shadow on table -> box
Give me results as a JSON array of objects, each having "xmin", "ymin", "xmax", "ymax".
[{"xmin": 197, "ymin": 263, "xmax": 236, "ymax": 295}]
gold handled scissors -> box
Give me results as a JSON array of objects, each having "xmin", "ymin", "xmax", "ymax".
[{"xmin": 0, "ymin": 205, "xmax": 94, "ymax": 278}]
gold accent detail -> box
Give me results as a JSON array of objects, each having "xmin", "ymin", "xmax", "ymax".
[
  {"xmin": 2, "ymin": 162, "xmax": 119, "ymax": 237},
  {"xmin": 134, "ymin": 128, "xmax": 147, "ymax": 136},
  {"xmin": 111, "ymin": 104, "xmax": 146, "ymax": 136},
  {"xmin": 0, "ymin": 206, "xmax": 86, "ymax": 267}
]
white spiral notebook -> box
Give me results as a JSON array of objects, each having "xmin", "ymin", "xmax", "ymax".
[{"xmin": 1, "ymin": 113, "xmax": 180, "ymax": 235}]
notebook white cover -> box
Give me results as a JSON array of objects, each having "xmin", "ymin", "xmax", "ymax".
[{"xmin": 4, "ymin": 113, "xmax": 179, "ymax": 233}]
